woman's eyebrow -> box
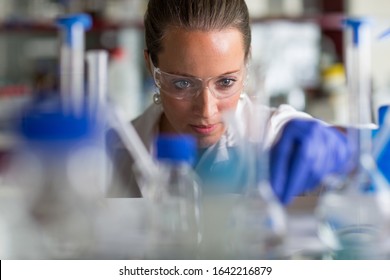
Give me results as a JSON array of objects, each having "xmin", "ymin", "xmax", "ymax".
[{"xmin": 166, "ymin": 67, "xmax": 243, "ymax": 78}]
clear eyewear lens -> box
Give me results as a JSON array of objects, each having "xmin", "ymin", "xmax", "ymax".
[{"xmin": 152, "ymin": 61, "xmax": 245, "ymax": 100}]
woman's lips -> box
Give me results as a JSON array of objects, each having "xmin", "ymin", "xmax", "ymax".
[{"xmin": 190, "ymin": 124, "xmax": 217, "ymax": 135}]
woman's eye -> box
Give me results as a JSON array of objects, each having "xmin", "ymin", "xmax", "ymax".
[
  {"xmin": 218, "ymin": 78, "xmax": 235, "ymax": 87},
  {"xmin": 173, "ymin": 80, "xmax": 192, "ymax": 89}
]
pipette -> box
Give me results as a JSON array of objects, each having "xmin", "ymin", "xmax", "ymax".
[{"xmin": 56, "ymin": 14, "xmax": 92, "ymax": 116}]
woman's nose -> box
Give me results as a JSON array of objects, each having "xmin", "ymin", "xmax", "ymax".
[{"xmin": 193, "ymin": 86, "xmax": 218, "ymax": 118}]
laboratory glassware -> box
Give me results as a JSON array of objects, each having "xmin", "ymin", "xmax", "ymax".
[
  {"xmin": 86, "ymin": 50, "xmax": 108, "ymax": 120},
  {"xmin": 316, "ymin": 18, "xmax": 390, "ymax": 260},
  {"xmin": 56, "ymin": 13, "xmax": 92, "ymax": 116},
  {"xmin": 85, "ymin": 49, "xmax": 112, "ymax": 195},
  {"xmin": 3, "ymin": 103, "xmax": 107, "ymax": 259},
  {"xmin": 225, "ymin": 62, "xmax": 287, "ymax": 259},
  {"xmin": 147, "ymin": 134, "xmax": 202, "ymax": 259},
  {"xmin": 85, "ymin": 47, "xmax": 159, "ymax": 198}
]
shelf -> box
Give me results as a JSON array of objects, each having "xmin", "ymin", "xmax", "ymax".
[
  {"xmin": 0, "ymin": 12, "xmax": 346, "ymax": 34},
  {"xmin": 0, "ymin": 18, "xmax": 144, "ymax": 34},
  {"xmin": 250, "ymin": 13, "xmax": 345, "ymax": 30}
]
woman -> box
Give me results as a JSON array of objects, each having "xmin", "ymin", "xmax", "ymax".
[{"xmin": 109, "ymin": 0, "xmax": 350, "ymax": 204}]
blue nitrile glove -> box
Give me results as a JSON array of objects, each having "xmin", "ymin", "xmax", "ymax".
[{"xmin": 270, "ymin": 119, "xmax": 350, "ymax": 205}]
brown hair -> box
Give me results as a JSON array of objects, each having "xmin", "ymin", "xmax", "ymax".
[{"xmin": 144, "ymin": 0, "xmax": 251, "ymax": 65}]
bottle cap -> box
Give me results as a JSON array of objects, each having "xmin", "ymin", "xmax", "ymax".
[
  {"xmin": 155, "ymin": 134, "xmax": 196, "ymax": 165},
  {"xmin": 18, "ymin": 103, "xmax": 98, "ymax": 143}
]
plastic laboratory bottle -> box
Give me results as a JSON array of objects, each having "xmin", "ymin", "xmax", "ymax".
[
  {"xmin": 2, "ymin": 102, "xmax": 109, "ymax": 259},
  {"xmin": 147, "ymin": 134, "xmax": 202, "ymax": 259}
]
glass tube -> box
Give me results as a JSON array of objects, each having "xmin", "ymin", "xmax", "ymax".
[
  {"xmin": 86, "ymin": 50, "xmax": 108, "ymax": 119},
  {"xmin": 316, "ymin": 18, "xmax": 390, "ymax": 260},
  {"xmin": 56, "ymin": 14, "xmax": 92, "ymax": 116}
]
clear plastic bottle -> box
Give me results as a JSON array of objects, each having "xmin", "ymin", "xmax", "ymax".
[{"xmin": 147, "ymin": 134, "xmax": 202, "ymax": 259}]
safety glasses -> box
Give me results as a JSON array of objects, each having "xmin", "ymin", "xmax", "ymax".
[{"xmin": 150, "ymin": 57, "xmax": 246, "ymax": 101}]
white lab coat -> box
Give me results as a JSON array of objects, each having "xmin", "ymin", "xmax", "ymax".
[{"xmin": 107, "ymin": 96, "xmax": 312, "ymax": 197}]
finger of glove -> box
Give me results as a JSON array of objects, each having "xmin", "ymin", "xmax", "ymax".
[
  {"xmin": 280, "ymin": 121, "xmax": 324, "ymax": 203},
  {"xmin": 283, "ymin": 125, "xmax": 345, "ymax": 202},
  {"xmin": 270, "ymin": 132, "xmax": 295, "ymax": 201},
  {"xmin": 327, "ymin": 127, "xmax": 351, "ymax": 174},
  {"xmin": 280, "ymin": 139, "xmax": 313, "ymax": 204}
]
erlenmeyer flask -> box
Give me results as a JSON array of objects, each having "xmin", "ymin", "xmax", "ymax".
[{"xmin": 316, "ymin": 18, "xmax": 390, "ymax": 260}]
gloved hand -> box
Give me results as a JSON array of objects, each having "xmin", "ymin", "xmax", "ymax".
[{"xmin": 270, "ymin": 119, "xmax": 350, "ymax": 205}]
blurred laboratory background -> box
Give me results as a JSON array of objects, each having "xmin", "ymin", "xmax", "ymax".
[
  {"xmin": 1, "ymin": 0, "xmax": 390, "ymax": 260},
  {"xmin": 0, "ymin": 0, "xmax": 390, "ymax": 127}
]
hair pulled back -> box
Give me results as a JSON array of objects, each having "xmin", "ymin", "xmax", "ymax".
[{"xmin": 144, "ymin": 0, "xmax": 251, "ymax": 65}]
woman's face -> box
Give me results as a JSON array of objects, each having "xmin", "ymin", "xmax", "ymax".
[{"xmin": 150, "ymin": 28, "xmax": 246, "ymax": 148}]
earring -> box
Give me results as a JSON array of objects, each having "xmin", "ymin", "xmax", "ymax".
[{"xmin": 153, "ymin": 92, "xmax": 161, "ymax": 104}]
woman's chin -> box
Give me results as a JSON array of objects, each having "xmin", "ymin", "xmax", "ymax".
[{"xmin": 196, "ymin": 135, "xmax": 221, "ymax": 149}]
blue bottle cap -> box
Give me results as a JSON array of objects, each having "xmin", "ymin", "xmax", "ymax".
[
  {"xmin": 56, "ymin": 13, "xmax": 92, "ymax": 46},
  {"xmin": 155, "ymin": 134, "xmax": 196, "ymax": 165},
  {"xmin": 18, "ymin": 103, "xmax": 97, "ymax": 143}
]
